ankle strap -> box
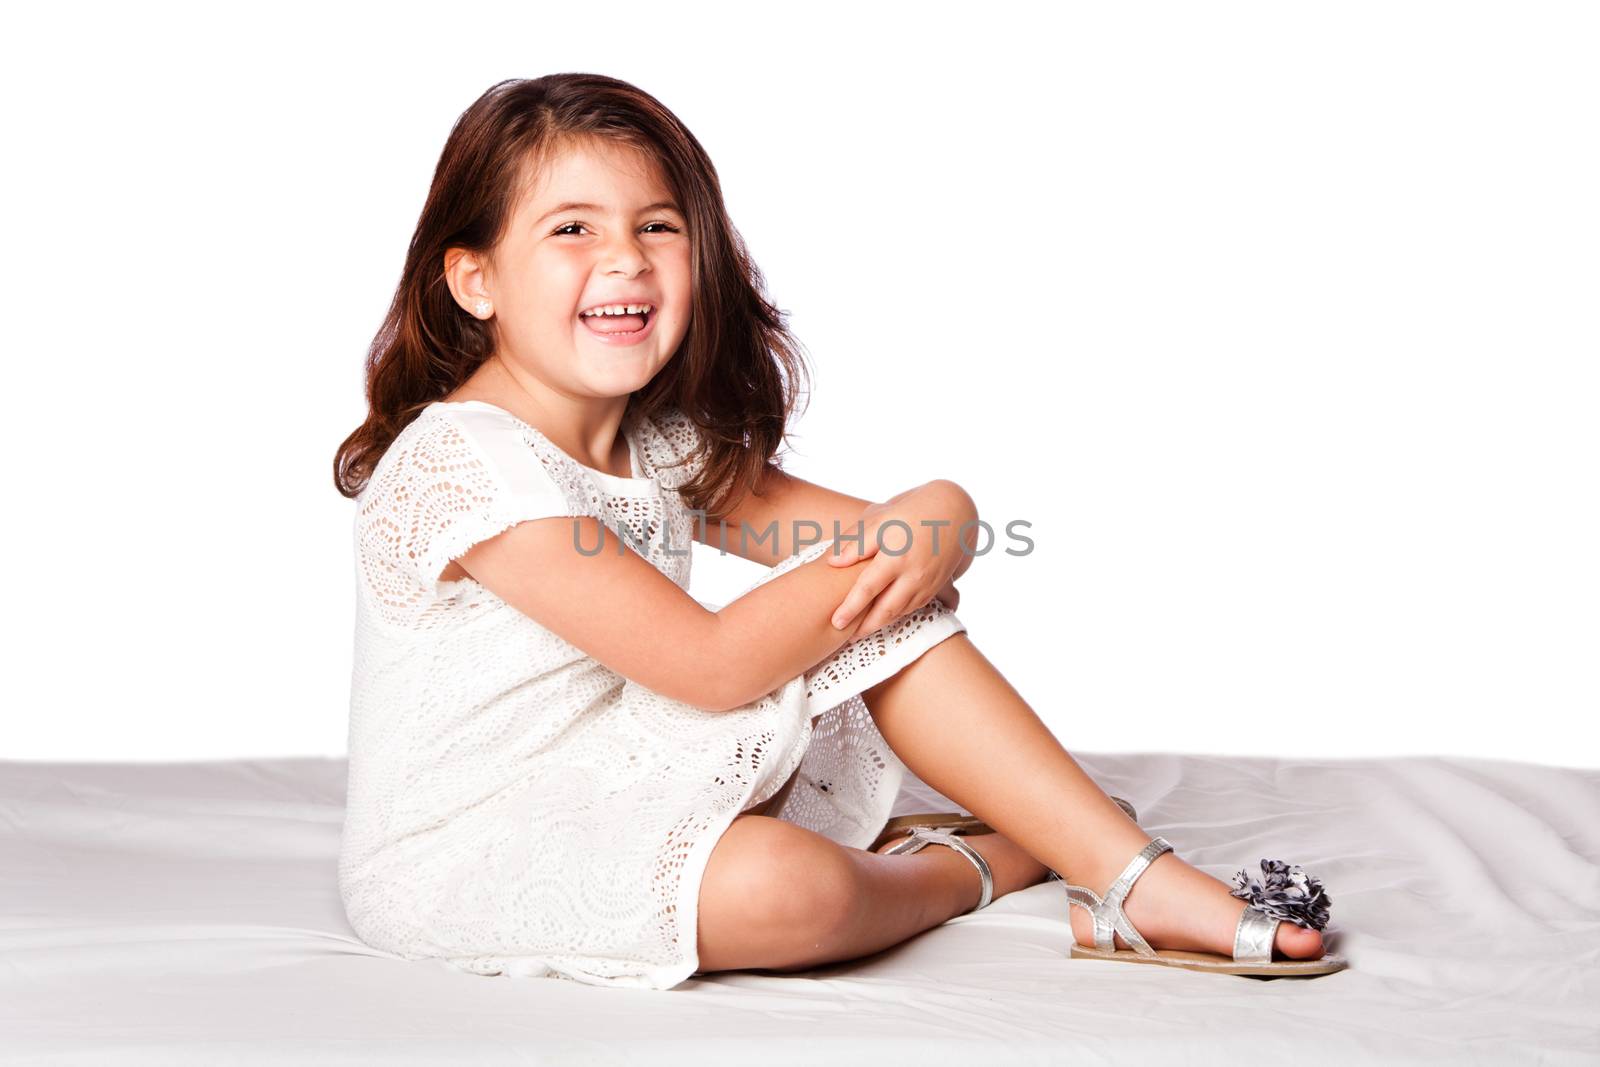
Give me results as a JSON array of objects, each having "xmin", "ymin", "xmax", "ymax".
[
  {"xmin": 881, "ymin": 828, "xmax": 994, "ymax": 913},
  {"xmin": 1103, "ymin": 837, "xmax": 1172, "ymax": 914}
]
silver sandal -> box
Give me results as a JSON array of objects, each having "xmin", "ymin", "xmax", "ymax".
[
  {"xmin": 879, "ymin": 828, "xmax": 995, "ymax": 914},
  {"xmin": 868, "ymin": 795, "xmax": 1139, "ymax": 853},
  {"xmin": 1052, "ymin": 836, "xmax": 1349, "ymax": 977}
]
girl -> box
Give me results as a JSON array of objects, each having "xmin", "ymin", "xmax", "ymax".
[{"xmin": 333, "ymin": 74, "xmax": 1345, "ymax": 990}]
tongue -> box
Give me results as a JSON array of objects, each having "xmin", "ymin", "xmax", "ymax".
[{"xmin": 584, "ymin": 313, "xmax": 647, "ymax": 334}]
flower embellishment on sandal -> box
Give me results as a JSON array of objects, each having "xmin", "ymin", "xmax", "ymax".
[{"xmin": 1229, "ymin": 858, "xmax": 1333, "ymax": 932}]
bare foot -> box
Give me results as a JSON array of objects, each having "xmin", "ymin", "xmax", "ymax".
[
  {"xmin": 873, "ymin": 828, "xmax": 1049, "ymax": 905},
  {"xmin": 1064, "ymin": 848, "xmax": 1326, "ymax": 962}
]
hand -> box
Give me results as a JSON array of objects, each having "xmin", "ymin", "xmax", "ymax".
[{"xmin": 826, "ymin": 480, "xmax": 975, "ymax": 639}]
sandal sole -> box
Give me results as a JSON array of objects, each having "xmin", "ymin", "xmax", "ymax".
[{"xmin": 1069, "ymin": 943, "xmax": 1349, "ymax": 977}]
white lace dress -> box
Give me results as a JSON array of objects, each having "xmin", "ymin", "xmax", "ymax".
[{"xmin": 340, "ymin": 399, "xmax": 967, "ymax": 989}]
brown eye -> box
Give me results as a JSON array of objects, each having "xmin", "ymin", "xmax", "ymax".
[{"xmin": 553, "ymin": 222, "xmax": 679, "ymax": 236}]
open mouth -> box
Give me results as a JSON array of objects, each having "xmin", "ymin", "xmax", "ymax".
[{"xmin": 578, "ymin": 304, "xmax": 654, "ymax": 340}]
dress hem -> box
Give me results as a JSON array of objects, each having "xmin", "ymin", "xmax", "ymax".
[{"xmin": 802, "ymin": 612, "xmax": 967, "ymax": 721}]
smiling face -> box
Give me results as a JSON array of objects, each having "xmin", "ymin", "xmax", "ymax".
[{"xmin": 461, "ymin": 136, "xmax": 693, "ymax": 401}]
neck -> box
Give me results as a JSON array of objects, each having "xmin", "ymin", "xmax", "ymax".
[{"xmin": 477, "ymin": 356, "xmax": 633, "ymax": 476}]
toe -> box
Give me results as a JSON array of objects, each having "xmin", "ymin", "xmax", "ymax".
[{"xmin": 1274, "ymin": 922, "xmax": 1325, "ymax": 960}]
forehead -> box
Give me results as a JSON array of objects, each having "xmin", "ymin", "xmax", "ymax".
[{"xmin": 517, "ymin": 137, "xmax": 675, "ymax": 211}]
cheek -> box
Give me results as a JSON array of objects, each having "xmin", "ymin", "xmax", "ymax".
[
  {"xmin": 664, "ymin": 253, "xmax": 694, "ymax": 309},
  {"xmin": 512, "ymin": 255, "xmax": 587, "ymax": 316}
]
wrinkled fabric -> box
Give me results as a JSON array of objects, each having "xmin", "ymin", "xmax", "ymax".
[{"xmin": 2, "ymin": 752, "xmax": 1596, "ymax": 1063}]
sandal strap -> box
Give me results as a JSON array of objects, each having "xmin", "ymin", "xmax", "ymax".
[
  {"xmin": 1058, "ymin": 839, "xmax": 1292, "ymax": 964},
  {"xmin": 1233, "ymin": 903, "xmax": 1280, "ymax": 963},
  {"xmin": 880, "ymin": 828, "xmax": 994, "ymax": 913},
  {"xmin": 1055, "ymin": 836, "xmax": 1173, "ymax": 956},
  {"xmin": 1098, "ymin": 836, "xmax": 1172, "ymax": 955}
]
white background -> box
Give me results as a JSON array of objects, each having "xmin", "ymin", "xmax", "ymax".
[{"xmin": 1, "ymin": 1, "xmax": 1593, "ymax": 766}]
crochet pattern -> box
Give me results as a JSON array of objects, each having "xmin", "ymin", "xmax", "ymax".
[{"xmin": 341, "ymin": 400, "xmax": 967, "ymax": 989}]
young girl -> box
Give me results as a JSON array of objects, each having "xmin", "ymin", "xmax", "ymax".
[{"xmin": 334, "ymin": 74, "xmax": 1346, "ymax": 990}]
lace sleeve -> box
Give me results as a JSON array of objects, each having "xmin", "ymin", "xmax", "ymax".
[{"xmin": 357, "ymin": 407, "xmax": 581, "ymax": 602}]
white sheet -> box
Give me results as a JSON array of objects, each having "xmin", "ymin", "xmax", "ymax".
[{"xmin": 2, "ymin": 751, "xmax": 1596, "ymax": 1065}]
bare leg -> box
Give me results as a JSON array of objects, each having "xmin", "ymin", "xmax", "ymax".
[
  {"xmin": 697, "ymin": 812, "xmax": 1045, "ymax": 974},
  {"xmin": 860, "ymin": 632, "xmax": 1326, "ymax": 961},
  {"xmin": 699, "ymin": 552, "xmax": 1320, "ymax": 970}
]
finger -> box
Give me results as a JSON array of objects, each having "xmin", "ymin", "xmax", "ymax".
[
  {"xmin": 831, "ymin": 575, "xmax": 882, "ymax": 630},
  {"xmin": 852, "ymin": 610, "xmax": 888, "ymax": 640},
  {"xmin": 896, "ymin": 581, "xmax": 936, "ymax": 617},
  {"xmin": 856, "ymin": 598, "xmax": 905, "ymax": 639},
  {"xmin": 832, "ymin": 531, "xmax": 878, "ymax": 567},
  {"xmin": 853, "ymin": 582, "xmax": 913, "ymax": 638},
  {"xmin": 849, "ymin": 602, "xmax": 886, "ymax": 640},
  {"xmin": 836, "ymin": 561, "xmax": 898, "ymax": 630},
  {"xmin": 829, "ymin": 534, "xmax": 879, "ymax": 567}
]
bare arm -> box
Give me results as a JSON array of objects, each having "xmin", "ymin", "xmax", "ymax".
[
  {"xmin": 454, "ymin": 513, "xmax": 873, "ymax": 713},
  {"xmin": 703, "ymin": 466, "xmax": 979, "ymax": 583},
  {"xmin": 695, "ymin": 464, "xmax": 875, "ymax": 566},
  {"xmin": 712, "ymin": 478, "xmax": 980, "ymax": 705}
]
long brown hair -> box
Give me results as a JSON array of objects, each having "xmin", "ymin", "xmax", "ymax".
[{"xmin": 332, "ymin": 73, "xmax": 811, "ymax": 521}]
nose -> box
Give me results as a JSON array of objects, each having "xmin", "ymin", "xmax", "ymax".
[{"xmin": 600, "ymin": 228, "xmax": 651, "ymax": 277}]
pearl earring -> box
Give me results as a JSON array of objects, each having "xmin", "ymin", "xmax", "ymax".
[{"xmin": 473, "ymin": 300, "xmax": 492, "ymax": 316}]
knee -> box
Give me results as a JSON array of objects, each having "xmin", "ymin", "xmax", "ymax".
[
  {"xmin": 730, "ymin": 818, "xmax": 860, "ymax": 934},
  {"xmin": 700, "ymin": 816, "xmax": 862, "ymax": 963}
]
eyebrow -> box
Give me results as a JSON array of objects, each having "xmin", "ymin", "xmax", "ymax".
[{"xmin": 534, "ymin": 200, "xmax": 684, "ymax": 226}]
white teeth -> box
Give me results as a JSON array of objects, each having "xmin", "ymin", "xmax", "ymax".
[{"xmin": 580, "ymin": 303, "xmax": 654, "ymax": 317}]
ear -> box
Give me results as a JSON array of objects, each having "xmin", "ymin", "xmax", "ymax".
[{"xmin": 443, "ymin": 247, "xmax": 493, "ymax": 316}]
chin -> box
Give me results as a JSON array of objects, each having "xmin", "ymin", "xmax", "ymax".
[{"xmin": 581, "ymin": 361, "xmax": 665, "ymax": 397}]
